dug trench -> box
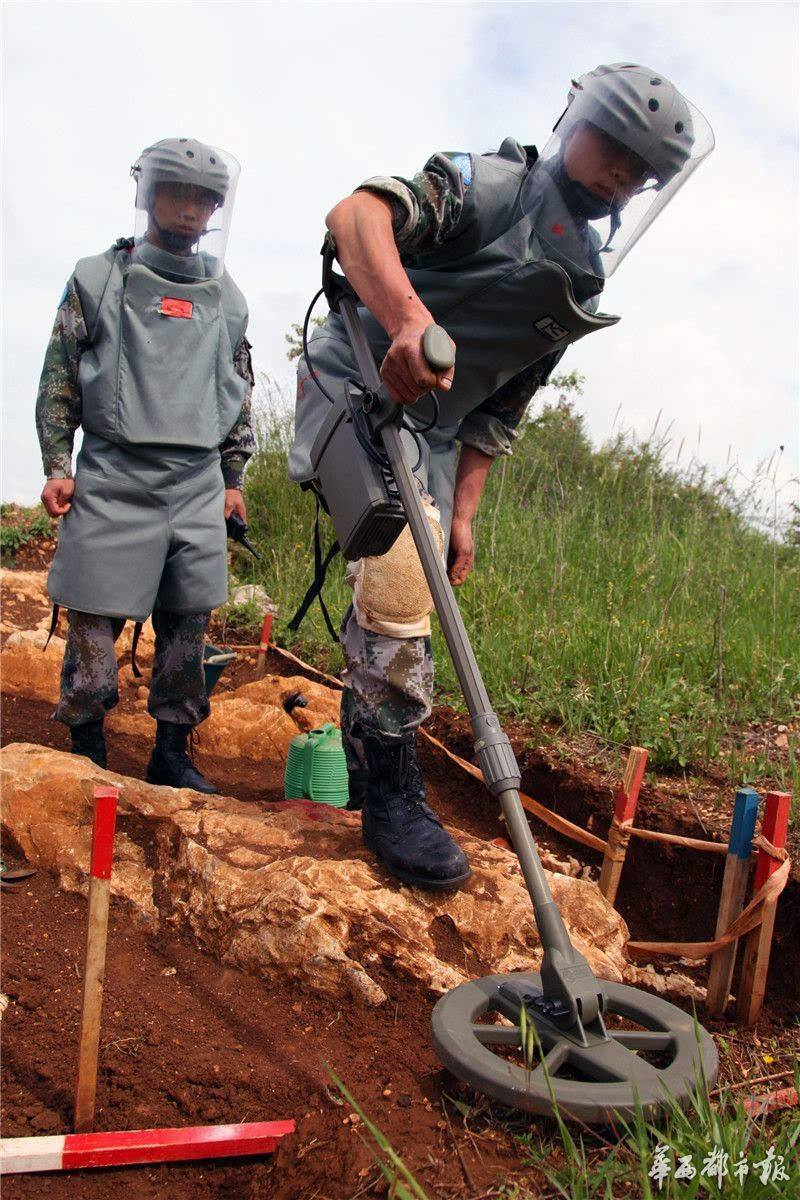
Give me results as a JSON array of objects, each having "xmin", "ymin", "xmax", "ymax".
[{"xmin": 2, "ymin": 651, "xmax": 798, "ymax": 1198}]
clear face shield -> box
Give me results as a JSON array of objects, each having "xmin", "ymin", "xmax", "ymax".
[
  {"xmin": 131, "ymin": 139, "xmax": 240, "ymax": 282},
  {"xmin": 519, "ymin": 71, "xmax": 714, "ymax": 305}
]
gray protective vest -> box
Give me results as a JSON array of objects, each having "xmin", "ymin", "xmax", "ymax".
[
  {"xmin": 73, "ymin": 243, "xmax": 249, "ymax": 450},
  {"xmin": 290, "ymin": 137, "xmax": 619, "ymax": 485}
]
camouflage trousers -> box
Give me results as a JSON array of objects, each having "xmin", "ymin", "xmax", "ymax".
[
  {"xmin": 339, "ymin": 602, "xmax": 433, "ymax": 773},
  {"xmin": 55, "ymin": 608, "xmax": 211, "ymax": 728}
]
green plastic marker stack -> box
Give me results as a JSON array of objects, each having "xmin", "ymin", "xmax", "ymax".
[{"xmin": 284, "ymin": 723, "xmax": 349, "ymax": 808}]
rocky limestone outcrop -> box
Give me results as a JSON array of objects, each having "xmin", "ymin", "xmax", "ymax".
[
  {"xmin": 1, "ymin": 743, "xmax": 630, "ymax": 1007},
  {"xmin": 1, "ymin": 568, "xmax": 155, "ymax": 650},
  {"xmin": 105, "ymin": 674, "xmax": 341, "ymax": 762},
  {"xmin": 0, "ymin": 563, "xmax": 339, "ymax": 760},
  {"xmin": 1, "ymin": 628, "xmax": 66, "ymax": 704},
  {"xmin": 1, "ymin": 568, "xmax": 53, "ymax": 609}
]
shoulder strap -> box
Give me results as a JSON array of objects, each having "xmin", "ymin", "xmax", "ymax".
[
  {"xmin": 219, "ymin": 271, "xmax": 249, "ymax": 353},
  {"xmin": 72, "ymin": 241, "xmax": 131, "ymax": 343},
  {"xmin": 288, "ymin": 485, "xmax": 340, "ymax": 641},
  {"xmin": 130, "ymin": 621, "xmax": 144, "ymax": 678},
  {"xmin": 43, "ymin": 603, "xmax": 60, "ymax": 651}
]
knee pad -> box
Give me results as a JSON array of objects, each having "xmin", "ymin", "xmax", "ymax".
[{"xmin": 349, "ymin": 501, "xmax": 444, "ymax": 638}]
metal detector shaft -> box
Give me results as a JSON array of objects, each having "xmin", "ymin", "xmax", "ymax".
[{"xmin": 338, "ymin": 297, "xmax": 603, "ymax": 1026}]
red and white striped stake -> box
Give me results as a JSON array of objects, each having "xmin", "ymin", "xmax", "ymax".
[
  {"xmin": 737, "ymin": 791, "xmax": 791, "ymax": 1026},
  {"xmin": 598, "ymin": 747, "xmax": 647, "ymax": 907},
  {"xmin": 0, "ymin": 1120, "xmax": 295, "ymax": 1174},
  {"xmin": 74, "ymin": 785, "xmax": 119, "ymax": 1134},
  {"xmin": 254, "ymin": 612, "xmax": 273, "ymax": 680}
]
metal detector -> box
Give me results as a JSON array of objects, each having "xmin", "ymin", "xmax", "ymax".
[{"xmin": 313, "ymin": 251, "xmax": 718, "ymax": 1123}]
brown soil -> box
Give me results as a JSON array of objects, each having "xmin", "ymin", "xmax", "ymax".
[{"xmin": 2, "ymin": 551, "xmax": 798, "ymax": 1199}]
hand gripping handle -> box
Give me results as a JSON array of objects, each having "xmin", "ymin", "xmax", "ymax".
[{"xmin": 422, "ymin": 324, "xmax": 455, "ymax": 372}]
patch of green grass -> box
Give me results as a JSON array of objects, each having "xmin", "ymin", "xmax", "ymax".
[
  {"xmin": 242, "ymin": 377, "xmax": 799, "ymax": 780},
  {"xmin": 1, "ymin": 503, "xmax": 54, "ymax": 559},
  {"xmin": 511, "ymin": 1025, "xmax": 799, "ymax": 1200}
]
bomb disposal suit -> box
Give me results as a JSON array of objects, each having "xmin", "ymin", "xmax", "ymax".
[
  {"xmin": 36, "ymin": 138, "xmax": 254, "ymax": 792},
  {"xmin": 290, "ymin": 64, "xmax": 714, "ymax": 889}
]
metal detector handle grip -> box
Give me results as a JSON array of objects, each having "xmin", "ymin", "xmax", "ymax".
[
  {"xmin": 422, "ymin": 324, "xmax": 454, "ymax": 372},
  {"xmin": 370, "ymin": 325, "xmax": 452, "ymax": 428}
]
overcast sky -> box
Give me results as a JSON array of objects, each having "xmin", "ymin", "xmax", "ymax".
[{"xmin": 2, "ymin": 1, "xmax": 798, "ymax": 525}]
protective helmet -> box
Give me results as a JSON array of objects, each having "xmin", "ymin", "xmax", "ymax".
[
  {"xmin": 131, "ymin": 137, "xmax": 230, "ymax": 208},
  {"xmin": 555, "ymin": 64, "xmax": 694, "ymax": 187},
  {"xmin": 130, "ymin": 137, "xmax": 241, "ymax": 281},
  {"xmin": 519, "ymin": 63, "xmax": 714, "ymax": 293}
]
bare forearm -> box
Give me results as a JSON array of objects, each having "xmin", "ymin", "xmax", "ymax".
[
  {"xmin": 446, "ymin": 447, "xmax": 493, "ymax": 585},
  {"xmin": 326, "ymin": 192, "xmax": 432, "ymax": 338},
  {"xmin": 452, "ymin": 445, "xmax": 494, "ymax": 526},
  {"xmin": 325, "ymin": 191, "xmax": 454, "ymax": 404}
]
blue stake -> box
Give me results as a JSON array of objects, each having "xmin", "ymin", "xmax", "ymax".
[{"xmin": 706, "ymin": 787, "xmax": 759, "ymax": 1016}]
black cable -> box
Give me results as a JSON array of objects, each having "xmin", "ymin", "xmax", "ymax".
[
  {"xmin": 301, "ymin": 283, "xmax": 441, "ymax": 468},
  {"xmin": 302, "ymin": 287, "xmax": 338, "ymax": 405}
]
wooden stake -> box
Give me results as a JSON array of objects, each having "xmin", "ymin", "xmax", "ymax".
[
  {"xmin": 737, "ymin": 791, "xmax": 791, "ymax": 1026},
  {"xmin": 74, "ymin": 786, "xmax": 119, "ymax": 1134},
  {"xmin": 598, "ymin": 747, "xmax": 647, "ymax": 906},
  {"xmin": 254, "ymin": 612, "xmax": 273, "ymax": 680},
  {"xmin": 705, "ymin": 787, "xmax": 759, "ymax": 1016}
]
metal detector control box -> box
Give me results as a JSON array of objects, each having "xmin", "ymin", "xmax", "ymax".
[{"xmin": 309, "ymin": 385, "xmax": 407, "ymax": 560}]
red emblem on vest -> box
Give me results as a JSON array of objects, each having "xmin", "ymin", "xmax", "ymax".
[
  {"xmin": 160, "ymin": 297, "xmax": 193, "ymax": 319},
  {"xmin": 551, "ymin": 223, "xmax": 565, "ymax": 236}
]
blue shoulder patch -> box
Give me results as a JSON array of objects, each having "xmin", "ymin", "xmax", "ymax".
[
  {"xmin": 57, "ymin": 282, "xmax": 69, "ymax": 307},
  {"xmin": 450, "ymin": 153, "xmax": 473, "ymax": 187}
]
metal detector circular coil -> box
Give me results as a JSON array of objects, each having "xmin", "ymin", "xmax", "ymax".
[{"xmin": 431, "ymin": 971, "xmax": 718, "ymax": 1123}]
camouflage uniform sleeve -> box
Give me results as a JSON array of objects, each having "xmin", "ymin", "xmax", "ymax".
[
  {"xmin": 35, "ymin": 278, "xmax": 88, "ymax": 478},
  {"xmin": 356, "ymin": 150, "xmax": 468, "ymax": 256},
  {"xmin": 457, "ymin": 353, "xmax": 563, "ymax": 457},
  {"xmin": 220, "ymin": 336, "xmax": 256, "ymax": 490}
]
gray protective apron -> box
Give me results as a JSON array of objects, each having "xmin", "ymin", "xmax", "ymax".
[
  {"xmin": 290, "ymin": 146, "xmax": 619, "ymax": 535},
  {"xmin": 48, "ymin": 242, "xmax": 249, "ymax": 620}
]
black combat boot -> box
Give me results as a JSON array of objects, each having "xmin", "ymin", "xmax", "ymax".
[
  {"xmin": 146, "ymin": 721, "xmax": 218, "ymax": 794},
  {"xmin": 70, "ymin": 719, "xmax": 107, "ymax": 768},
  {"xmin": 360, "ymin": 732, "xmax": 470, "ymax": 890},
  {"xmin": 340, "ymin": 689, "xmax": 369, "ymax": 812}
]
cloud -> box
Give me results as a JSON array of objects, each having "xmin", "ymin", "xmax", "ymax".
[{"xmin": 3, "ymin": 1, "xmax": 797, "ymax": 524}]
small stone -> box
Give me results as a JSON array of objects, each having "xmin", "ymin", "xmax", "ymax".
[
  {"xmin": 382, "ymin": 1088, "xmax": 392, "ymax": 1097},
  {"xmin": 397, "ymin": 1094, "xmax": 412, "ymax": 1109}
]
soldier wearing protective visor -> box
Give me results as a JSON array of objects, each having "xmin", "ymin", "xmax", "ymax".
[
  {"xmin": 290, "ymin": 64, "xmax": 714, "ymax": 891},
  {"xmin": 36, "ymin": 138, "xmax": 254, "ymax": 792}
]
